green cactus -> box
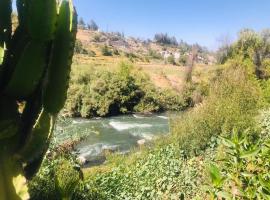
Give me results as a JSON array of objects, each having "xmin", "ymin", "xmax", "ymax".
[{"xmin": 0, "ymin": 0, "xmax": 77, "ymax": 199}]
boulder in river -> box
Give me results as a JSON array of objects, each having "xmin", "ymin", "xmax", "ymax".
[
  {"xmin": 137, "ymin": 139, "xmax": 146, "ymax": 146},
  {"xmin": 77, "ymin": 156, "xmax": 87, "ymax": 165}
]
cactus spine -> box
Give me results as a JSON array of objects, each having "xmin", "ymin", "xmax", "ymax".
[{"xmin": 0, "ymin": 0, "xmax": 77, "ymax": 199}]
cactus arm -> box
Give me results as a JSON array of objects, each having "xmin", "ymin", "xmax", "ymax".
[
  {"xmin": 0, "ymin": 0, "xmax": 77, "ymax": 198},
  {"xmin": 0, "ymin": 152, "xmax": 23, "ymax": 200}
]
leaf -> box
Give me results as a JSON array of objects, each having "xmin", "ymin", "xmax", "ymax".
[
  {"xmin": 240, "ymin": 148, "xmax": 260, "ymax": 159},
  {"xmin": 219, "ymin": 136, "xmax": 236, "ymax": 148},
  {"xmin": 240, "ymin": 172, "xmax": 254, "ymax": 177},
  {"xmin": 259, "ymin": 176, "xmax": 270, "ymax": 191},
  {"xmin": 208, "ymin": 164, "xmax": 224, "ymax": 187},
  {"xmin": 217, "ymin": 191, "xmax": 232, "ymax": 199}
]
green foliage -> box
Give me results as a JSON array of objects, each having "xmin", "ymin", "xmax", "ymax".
[
  {"xmin": 147, "ymin": 49, "xmax": 162, "ymax": 60},
  {"xmin": 166, "ymin": 55, "xmax": 176, "ymax": 65},
  {"xmin": 178, "ymin": 54, "xmax": 188, "ymax": 66},
  {"xmin": 101, "ymin": 45, "xmax": 112, "ymax": 56},
  {"xmin": 171, "ymin": 65, "xmax": 264, "ymax": 154},
  {"xmin": 260, "ymin": 79, "xmax": 270, "ymax": 104},
  {"xmin": 29, "ymin": 154, "xmax": 86, "ymax": 200},
  {"xmin": 218, "ymin": 28, "xmax": 270, "ymax": 79},
  {"xmin": 65, "ymin": 62, "xmax": 187, "ymax": 117},
  {"xmin": 83, "ymin": 143, "xmax": 213, "ymax": 199},
  {"xmin": 258, "ymin": 109, "xmax": 270, "ymax": 139},
  {"xmin": 55, "ymin": 159, "xmax": 81, "ymax": 199},
  {"xmin": 74, "ymin": 40, "xmax": 89, "ymax": 55},
  {"xmin": 207, "ymin": 129, "xmax": 270, "ymax": 199},
  {"xmin": 31, "ymin": 58, "xmax": 269, "ymax": 199}
]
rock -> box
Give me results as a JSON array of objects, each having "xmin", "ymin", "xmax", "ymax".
[
  {"xmin": 137, "ymin": 139, "xmax": 146, "ymax": 146},
  {"xmin": 77, "ymin": 156, "xmax": 87, "ymax": 165}
]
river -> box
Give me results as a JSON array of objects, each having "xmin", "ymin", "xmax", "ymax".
[{"xmin": 54, "ymin": 113, "xmax": 170, "ymax": 167}]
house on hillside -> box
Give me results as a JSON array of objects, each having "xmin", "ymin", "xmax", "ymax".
[
  {"xmin": 160, "ymin": 51, "xmax": 181, "ymax": 62},
  {"xmin": 160, "ymin": 51, "xmax": 172, "ymax": 59},
  {"xmin": 174, "ymin": 52, "xmax": 180, "ymax": 60}
]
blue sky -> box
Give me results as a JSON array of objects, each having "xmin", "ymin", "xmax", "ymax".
[
  {"xmin": 11, "ymin": 1, "xmax": 270, "ymax": 50},
  {"xmin": 72, "ymin": 0, "xmax": 270, "ymax": 50}
]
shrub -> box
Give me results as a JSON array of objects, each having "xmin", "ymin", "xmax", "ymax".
[
  {"xmin": 74, "ymin": 40, "xmax": 88, "ymax": 54},
  {"xmin": 101, "ymin": 45, "xmax": 112, "ymax": 56},
  {"xmin": 170, "ymin": 65, "xmax": 264, "ymax": 154},
  {"xmin": 113, "ymin": 48, "xmax": 120, "ymax": 55},
  {"xmin": 167, "ymin": 55, "xmax": 176, "ymax": 65},
  {"xmin": 207, "ymin": 129, "xmax": 270, "ymax": 199},
  {"xmin": 148, "ymin": 49, "xmax": 162, "ymax": 60},
  {"xmin": 92, "ymin": 34, "xmax": 102, "ymax": 42},
  {"xmin": 178, "ymin": 55, "xmax": 188, "ymax": 66},
  {"xmin": 28, "ymin": 154, "xmax": 81, "ymax": 200},
  {"xmin": 65, "ymin": 62, "xmax": 188, "ymax": 117}
]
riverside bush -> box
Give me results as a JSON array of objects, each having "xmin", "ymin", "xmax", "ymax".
[
  {"xmin": 64, "ymin": 62, "xmax": 188, "ymax": 117},
  {"xmin": 170, "ymin": 65, "xmax": 264, "ymax": 155}
]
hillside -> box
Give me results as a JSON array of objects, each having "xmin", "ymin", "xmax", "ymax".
[{"xmin": 74, "ymin": 29, "xmax": 216, "ymax": 91}]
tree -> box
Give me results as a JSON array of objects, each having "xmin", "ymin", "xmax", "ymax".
[
  {"xmin": 87, "ymin": 19, "xmax": 99, "ymax": 31},
  {"xmin": 216, "ymin": 34, "xmax": 233, "ymax": 64},
  {"xmin": 78, "ymin": 17, "xmax": 86, "ymax": 29},
  {"xmin": 154, "ymin": 33, "xmax": 178, "ymax": 46}
]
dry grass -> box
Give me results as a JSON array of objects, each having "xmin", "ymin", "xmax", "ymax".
[{"xmin": 72, "ymin": 53, "xmax": 218, "ymax": 93}]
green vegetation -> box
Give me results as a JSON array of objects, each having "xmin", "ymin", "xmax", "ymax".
[
  {"xmin": 2, "ymin": 2, "xmax": 269, "ymax": 198},
  {"xmin": 171, "ymin": 65, "xmax": 264, "ymax": 154},
  {"xmin": 166, "ymin": 55, "xmax": 176, "ymax": 65},
  {"xmin": 64, "ymin": 62, "xmax": 188, "ymax": 117},
  {"xmin": 208, "ymin": 127, "xmax": 270, "ymax": 199},
  {"xmin": 30, "ymin": 55, "xmax": 270, "ymax": 199},
  {"xmin": 101, "ymin": 45, "xmax": 113, "ymax": 56}
]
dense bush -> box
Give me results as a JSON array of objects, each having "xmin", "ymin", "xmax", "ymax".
[
  {"xmin": 74, "ymin": 40, "xmax": 89, "ymax": 55},
  {"xmin": 101, "ymin": 45, "xmax": 112, "ymax": 56},
  {"xmin": 64, "ymin": 62, "xmax": 188, "ymax": 117},
  {"xmin": 170, "ymin": 65, "xmax": 264, "ymax": 154},
  {"xmin": 147, "ymin": 49, "xmax": 162, "ymax": 60},
  {"xmin": 29, "ymin": 154, "xmax": 79, "ymax": 200},
  {"xmin": 217, "ymin": 28, "xmax": 270, "ymax": 79},
  {"xmin": 166, "ymin": 55, "xmax": 176, "ymax": 65},
  {"xmin": 178, "ymin": 54, "xmax": 188, "ymax": 66}
]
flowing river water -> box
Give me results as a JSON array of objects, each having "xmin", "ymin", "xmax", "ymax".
[{"xmin": 55, "ymin": 113, "xmax": 170, "ymax": 167}]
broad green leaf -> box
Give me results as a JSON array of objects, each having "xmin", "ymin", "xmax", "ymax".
[
  {"xmin": 240, "ymin": 148, "xmax": 260, "ymax": 158},
  {"xmin": 208, "ymin": 164, "xmax": 223, "ymax": 187}
]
